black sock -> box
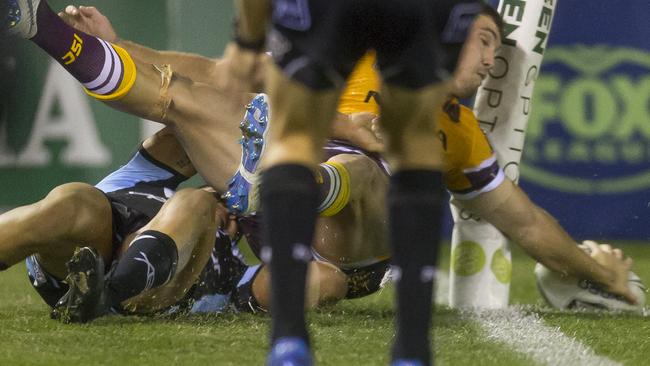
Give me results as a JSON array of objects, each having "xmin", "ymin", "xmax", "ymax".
[
  {"xmin": 389, "ymin": 170, "xmax": 444, "ymax": 365},
  {"xmin": 106, "ymin": 230, "xmax": 178, "ymax": 308},
  {"xmin": 0, "ymin": 261, "xmax": 7, "ymax": 271},
  {"xmin": 233, "ymin": 264, "xmax": 265, "ymax": 313},
  {"xmin": 261, "ymin": 164, "xmax": 318, "ymax": 344}
]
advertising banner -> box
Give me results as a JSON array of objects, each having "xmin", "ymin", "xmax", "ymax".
[{"xmin": 521, "ymin": 0, "xmax": 650, "ymax": 240}]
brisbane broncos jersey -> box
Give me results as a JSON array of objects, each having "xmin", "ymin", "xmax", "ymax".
[{"xmin": 337, "ymin": 53, "xmax": 504, "ymax": 199}]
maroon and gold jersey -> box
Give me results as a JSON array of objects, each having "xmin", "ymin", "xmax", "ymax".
[{"xmin": 337, "ymin": 54, "xmax": 504, "ymax": 199}]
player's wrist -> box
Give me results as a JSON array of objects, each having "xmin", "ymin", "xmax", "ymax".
[
  {"xmin": 593, "ymin": 264, "xmax": 617, "ymax": 290},
  {"xmin": 233, "ymin": 19, "xmax": 266, "ymax": 52}
]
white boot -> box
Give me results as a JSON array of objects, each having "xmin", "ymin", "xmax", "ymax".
[{"xmin": 4, "ymin": 0, "xmax": 41, "ymax": 39}]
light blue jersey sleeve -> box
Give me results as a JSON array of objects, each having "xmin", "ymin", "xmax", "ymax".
[{"xmin": 95, "ymin": 148, "xmax": 187, "ymax": 193}]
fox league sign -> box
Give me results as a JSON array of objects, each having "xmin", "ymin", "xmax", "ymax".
[{"xmin": 520, "ymin": 0, "xmax": 650, "ymax": 240}]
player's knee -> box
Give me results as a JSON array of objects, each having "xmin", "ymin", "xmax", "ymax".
[
  {"xmin": 43, "ymin": 183, "xmax": 107, "ymax": 219},
  {"xmin": 36, "ymin": 183, "xmax": 109, "ymax": 241}
]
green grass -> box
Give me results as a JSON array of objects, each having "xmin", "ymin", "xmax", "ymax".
[{"xmin": 1, "ymin": 243, "xmax": 649, "ymax": 365}]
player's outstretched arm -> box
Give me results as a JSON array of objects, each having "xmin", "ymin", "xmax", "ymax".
[
  {"xmin": 59, "ymin": 5, "xmax": 221, "ymax": 85},
  {"xmin": 457, "ymin": 179, "xmax": 637, "ymax": 303}
]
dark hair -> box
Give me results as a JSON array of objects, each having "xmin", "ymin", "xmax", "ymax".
[{"xmin": 479, "ymin": 4, "xmax": 504, "ymax": 41}]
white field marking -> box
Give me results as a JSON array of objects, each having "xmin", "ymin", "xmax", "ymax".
[{"xmin": 465, "ymin": 307, "xmax": 622, "ymax": 366}]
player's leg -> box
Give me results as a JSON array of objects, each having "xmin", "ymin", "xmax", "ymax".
[
  {"xmin": 0, "ymin": 182, "xmax": 113, "ymax": 277},
  {"xmin": 6, "ymin": 0, "xmax": 136, "ymax": 101},
  {"xmin": 312, "ymin": 152, "xmax": 390, "ymax": 263},
  {"xmin": 375, "ymin": 0, "xmax": 485, "ymax": 362},
  {"xmin": 233, "ymin": 260, "xmax": 348, "ymax": 313},
  {"xmin": 260, "ymin": 61, "xmax": 342, "ymax": 347},
  {"xmin": 248, "ymin": 0, "xmax": 366, "ymax": 362},
  {"xmin": 105, "ymin": 188, "xmax": 219, "ymax": 312},
  {"xmin": 380, "ymin": 84, "xmax": 448, "ymax": 366},
  {"xmin": 4, "ymin": 0, "xmax": 240, "ymax": 150}
]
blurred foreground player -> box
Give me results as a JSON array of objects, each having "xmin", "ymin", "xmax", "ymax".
[{"xmin": 224, "ymin": 1, "xmax": 488, "ymax": 364}]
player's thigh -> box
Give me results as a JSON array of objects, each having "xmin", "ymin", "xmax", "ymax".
[
  {"xmin": 35, "ymin": 183, "xmax": 113, "ymax": 276},
  {"xmin": 139, "ymin": 188, "xmax": 217, "ymax": 244},
  {"xmin": 250, "ymin": 261, "xmax": 348, "ymax": 309}
]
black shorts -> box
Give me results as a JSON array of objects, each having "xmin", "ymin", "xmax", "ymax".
[
  {"xmin": 103, "ymin": 183, "xmax": 170, "ymax": 254},
  {"xmin": 343, "ymin": 259, "xmax": 391, "ymax": 299},
  {"xmin": 270, "ymin": 0, "xmax": 484, "ymax": 89}
]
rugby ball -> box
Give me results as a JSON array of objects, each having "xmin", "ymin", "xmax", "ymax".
[{"xmin": 535, "ymin": 263, "xmax": 646, "ymax": 313}]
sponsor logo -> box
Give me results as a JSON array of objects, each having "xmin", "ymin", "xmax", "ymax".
[
  {"xmin": 523, "ymin": 46, "xmax": 650, "ymax": 193},
  {"xmin": 62, "ymin": 34, "xmax": 83, "ymax": 65}
]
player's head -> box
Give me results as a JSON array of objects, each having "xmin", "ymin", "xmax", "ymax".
[{"xmin": 451, "ymin": 6, "xmax": 503, "ymax": 98}]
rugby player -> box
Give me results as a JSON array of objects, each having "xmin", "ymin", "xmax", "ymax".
[{"xmin": 0, "ymin": 126, "xmax": 228, "ymax": 321}]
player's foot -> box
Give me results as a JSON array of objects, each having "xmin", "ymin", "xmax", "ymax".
[
  {"xmin": 190, "ymin": 235, "xmax": 248, "ymax": 313},
  {"xmin": 2, "ymin": 0, "xmax": 40, "ymax": 39},
  {"xmin": 222, "ymin": 93, "xmax": 270, "ymax": 216},
  {"xmin": 267, "ymin": 337, "xmax": 312, "ymax": 366},
  {"xmin": 54, "ymin": 246, "xmax": 109, "ymax": 323},
  {"xmin": 391, "ymin": 359, "xmax": 426, "ymax": 366}
]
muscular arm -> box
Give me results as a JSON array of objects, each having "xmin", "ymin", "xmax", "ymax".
[
  {"xmin": 456, "ymin": 180, "xmax": 626, "ymax": 294},
  {"xmin": 141, "ymin": 128, "xmax": 197, "ymax": 177}
]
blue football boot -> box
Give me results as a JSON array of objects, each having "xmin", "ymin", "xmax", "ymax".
[
  {"xmin": 3, "ymin": 0, "xmax": 40, "ymax": 38},
  {"xmin": 267, "ymin": 337, "xmax": 313, "ymax": 366},
  {"xmin": 391, "ymin": 359, "xmax": 426, "ymax": 366},
  {"xmin": 223, "ymin": 93, "xmax": 270, "ymax": 216}
]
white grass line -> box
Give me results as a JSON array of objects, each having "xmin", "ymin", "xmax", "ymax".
[{"xmin": 467, "ymin": 307, "xmax": 622, "ymax": 366}]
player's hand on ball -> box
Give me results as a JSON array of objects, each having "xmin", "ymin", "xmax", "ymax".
[{"xmin": 582, "ymin": 240, "xmax": 637, "ymax": 304}]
